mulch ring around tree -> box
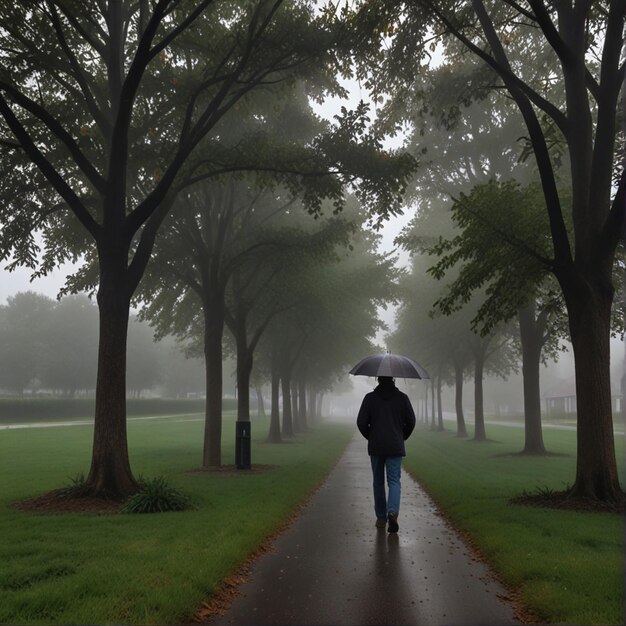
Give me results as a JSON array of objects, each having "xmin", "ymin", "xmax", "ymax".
[
  {"xmin": 510, "ymin": 490, "xmax": 625, "ymax": 515},
  {"xmin": 186, "ymin": 464, "xmax": 276, "ymax": 477},
  {"xmin": 11, "ymin": 489, "xmax": 124, "ymax": 515}
]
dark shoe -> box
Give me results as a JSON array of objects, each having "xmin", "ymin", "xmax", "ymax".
[
  {"xmin": 387, "ymin": 512, "xmax": 399, "ymax": 533},
  {"xmin": 375, "ymin": 517, "xmax": 387, "ymax": 528}
]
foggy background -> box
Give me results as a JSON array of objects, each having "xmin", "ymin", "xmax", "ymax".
[{"xmin": 0, "ymin": 77, "xmax": 623, "ymax": 431}]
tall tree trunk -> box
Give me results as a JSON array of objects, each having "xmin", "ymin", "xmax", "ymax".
[
  {"xmin": 267, "ymin": 349, "xmax": 282, "ymax": 443},
  {"xmin": 203, "ymin": 296, "xmax": 224, "ymax": 467},
  {"xmin": 83, "ymin": 275, "xmax": 138, "ymax": 498},
  {"xmin": 473, "ymin": 357, "xmax": 487, "ymax": 441},
  {"xmin": 317, "ymin": 392, "xmax": 324, "ymax": 420},
  {"xmin": 234, "ymin": 326, "xmax": 253, "ymax": 469},
  {"xmin": 308, "ymin": 387, "xmax": 317, "ymax": 425},
  {"xmin": 281, "ymin": 373, "xmax": 294, "ymax": 438},
  {"xmin": 235, "ymin": 328, "xmax": 253, "ymax": 422},
  {"xmin": 517, "ymin": 305, "xmax": 547, "ymax": 455},
  {"xmin": 620, "ymin": 262, "xmax": 626, "ymax": 424},
  {"xmin": 292, "ymin": 383, "xmax": 300, "ymax": 432},
  {"xmin": 298, "ymin": 377, "xmax": 307, "ymax": 430},
  {"xmin": 563, "ymin": 274, "xmax": 621, "ymax": 500},
  {"xmin": 436, "ymin": 374, "xmax": 444, "ymax": 431},
  {"xmin": 430, "ymin": 378, "xmax": 436, "ymax": 430},
  {"xmin": 454, "ymin": 361, "xmax": 468, "ymax": 437},
  {"xmin": 255, "ymin": 386, "xmax": 266, "ymax": 418}
]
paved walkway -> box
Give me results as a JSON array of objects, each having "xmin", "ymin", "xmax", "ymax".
[{"xmin": 211, "ymin": 437, "xmax": 519, "ymax": 626}]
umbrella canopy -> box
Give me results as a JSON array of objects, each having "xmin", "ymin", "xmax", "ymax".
[{"xmin": 349, "ymin": 353, "xmax": 430, "ymax": 380}]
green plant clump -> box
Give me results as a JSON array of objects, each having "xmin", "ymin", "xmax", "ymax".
[
  {"xmin": 58, "ymin": 472, "xmax": 87, "ymax": 497},
  {"xmin": 122, "ymin": 476, "xmax": 192, "ymax": 514}
]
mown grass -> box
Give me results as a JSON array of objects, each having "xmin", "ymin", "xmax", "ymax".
[
  {"xmin": 404, "ymin": 423, "xmax": 625, "ymax": 625},
  {"xmin": 0, "ymin": 412, "xmax": 352, "ymax": 624}
]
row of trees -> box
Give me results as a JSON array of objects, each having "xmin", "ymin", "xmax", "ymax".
[
  {"xmin": 0, "ymin": 1, "xmax": 412, "ymax": 497},
  {"xmin": 0, "ymin": 291, "xmax": 205, "ymax": 398},
  {"xmin": 0, "ymin": 1, "xmax": 623, "ymax": 505},
  {"xmin": 360, "ymin": 0, "xmax": 625, "ymax": 501},
  {"xmin": 389, "ymin": 77, "xmax": 570, "ymax": 453},
  {"xmin": 139, "ymin": 185, "xmax": 395, "ymax": 466}
]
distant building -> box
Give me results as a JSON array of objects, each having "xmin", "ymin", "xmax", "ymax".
[{"xmin": 543, "ymin": 379, "xmax": 622, "ymax": 417}]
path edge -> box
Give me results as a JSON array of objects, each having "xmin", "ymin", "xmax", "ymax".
[
  {"xmin": 190, "ymin": 435, "xmax": 353, "ymax": 623},
  {"xmin": 403, "ymin": 466, "xmax": 544, "ymax": 625}
]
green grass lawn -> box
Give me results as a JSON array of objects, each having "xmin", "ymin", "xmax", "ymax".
[
  {"xmin": 0, "ymin": 412, "xmax": 352, "ymax": 624},
  {"xmin": 404, "ymin": 424, "xmax": 625, "ymax": 625}
]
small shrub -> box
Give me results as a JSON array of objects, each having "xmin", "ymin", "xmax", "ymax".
[
  {"xmin": 121, "ymin": 476, "xmax": 192, "ymax": 514},
  {"xmin": 533, "ymin": 485, "xmax": 559, "ymax": 497},
  {"xmin": 58, "ymin": 472, "xmax": 86, "ymax": 497}
]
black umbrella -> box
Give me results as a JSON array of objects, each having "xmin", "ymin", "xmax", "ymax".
[{"xmin": 349, "ymin": 353, "xmax": 430, "ymax": 379}]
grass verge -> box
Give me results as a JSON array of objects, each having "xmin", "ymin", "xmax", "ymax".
[
  {"xmin": 404, "ymin": 424, "xmax": 625, "ymax": 625},
  {"xmin": 0, "ymin": 412, "xmax": 352, "ymax": 624}
]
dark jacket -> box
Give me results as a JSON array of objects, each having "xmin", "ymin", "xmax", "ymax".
[{"xmin": 356, "ymin": 381, "xmax": 416, "ymax": 456}]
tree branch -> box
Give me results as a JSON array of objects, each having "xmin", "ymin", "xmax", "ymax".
[
  {"xmin": 46, "ymin": 1, "xmax": 111, "ymax": 135},
  {"xmin": 0, "ymin": 80, "xmax": 106, "ymax": 194},
  {"xmin": 425, "ymin": 0, "xmax": 569, "ymax": 135},
  {"xmin": 470, "ymin": 0, "xmax": 573, "ymax": 266},
  {"xmin": 47, "ymin": 0, "xmax": 107, "ymax": 57},
  {"xmin": 602, "ymin": 167, "xmax": 626, "ymax": 254},
  {"xmin": 0, "ymin": 95, "xmax": 100, "ymax": 239},
  {"xmin": 127, "ymin": 192, "xmax": 176, "ymax": 294},
  {"xmin": 149, "ymin": 0, "xmax": 217, "ymax": 59},
  {"xmin": 453, "ymin": 192, "xmax": 554, "ymax": 268}
]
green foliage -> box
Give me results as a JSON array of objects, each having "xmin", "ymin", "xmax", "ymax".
[
  {"xmin": 0, "ymin": 292, "xmax": 55, "ymax": 394},
  {"xmin": 259, "ymin": 206, "xmax": 398, "ymax": 394},
  {"xmin": 425, "ymin": 180, "xmax": 557, "ymax": 334},
  {"xmin": 0, "ymin": 1, "xmax": 414, "ymax": 284},
  {"xmin": 519, "ymin": 484, "xmax": 572, "ymax": 499},
  {"xmin": 59, "ymin": 472, "xmax": 86, "ymax": 497},
  {"xmin": 121, "ymin": 476, "xmax": 192, "ymax": 514},
  {"xmin": 388, "ymin": 256, "xmax": 471, "ymax": 383},
  {"xmin": 0, "ymin": 292, "xmax": 172, "ymax": 397}
]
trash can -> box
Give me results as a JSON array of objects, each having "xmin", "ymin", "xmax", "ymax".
[{"xmin": 235, "ymin": 420, "xmax": 251, "ymax": 469}]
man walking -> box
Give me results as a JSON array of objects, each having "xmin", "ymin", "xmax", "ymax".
[{"xmin": 357, "ymin": 376, "xmax": 416, "ymax": 533}]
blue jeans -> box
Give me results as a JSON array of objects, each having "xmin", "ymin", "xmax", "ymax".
[{"xmin": 370, "ymin": 455, "xmax": 402, "ymax": 519}]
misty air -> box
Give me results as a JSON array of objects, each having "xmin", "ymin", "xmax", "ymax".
[{"xmin": 0, "ymin": 2, "xmax": 623, "ymax": 625}]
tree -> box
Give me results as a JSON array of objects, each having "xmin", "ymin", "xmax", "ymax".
[
  {"xmin": 355, "ymin": 1, "xmax": 625, "ymax": 501},
  {"xmin": 157, "ymin": 337, "xmax": 205, "ymax": 399},
  {"xmin": 0, "ymin": 291, "xmax": 54, "ymax": 394},
  {"xmin": 139, "ymin": 176, "xmax": 353, "ymax": 464},
  {"xmin": 0, "ymin": 2, "xmax": 412, "ymax": 497},
  {"xmin": 138, "ymin": 70, "xmax": 412, "ymax": 466},
  {"xmin": 40, "ymin": 295, "xmax": 99, "ymax": 395},
  {"xmin": 426, "ymin": 181, "xmax": 570, "ymax": 452},
  {"xmin": 391, "ymin": 56, "xmax": 569, "ymax": 452},
  {"xmin": 388, "ymin": 262, "xmax": 465, "ymax": 433},
  {"xmin": 225, "ymin": 216, "xmax": 350, "ymax": 422},
  {"xmin": 283, "ymin": 220, "xmax": 396, "ymax": 415},
  {"xmin": 467, "ymin": 322, "xmax": 517, "ymax": 441},
  {"xmin": 126, "ymin": 315, "xmax": 161, "ymax": 397},
  {"xmin": 389, "ymin": 259, "xmax": 517, "ymax": 440},
  {"xmin": 253, "ymin": 211, "xmax": 395, "ymax": 437}
]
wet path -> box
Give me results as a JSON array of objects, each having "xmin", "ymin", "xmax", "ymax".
[{"xmin": 210, "ymin": 436, "xmax": 519, "ymax": 626}]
